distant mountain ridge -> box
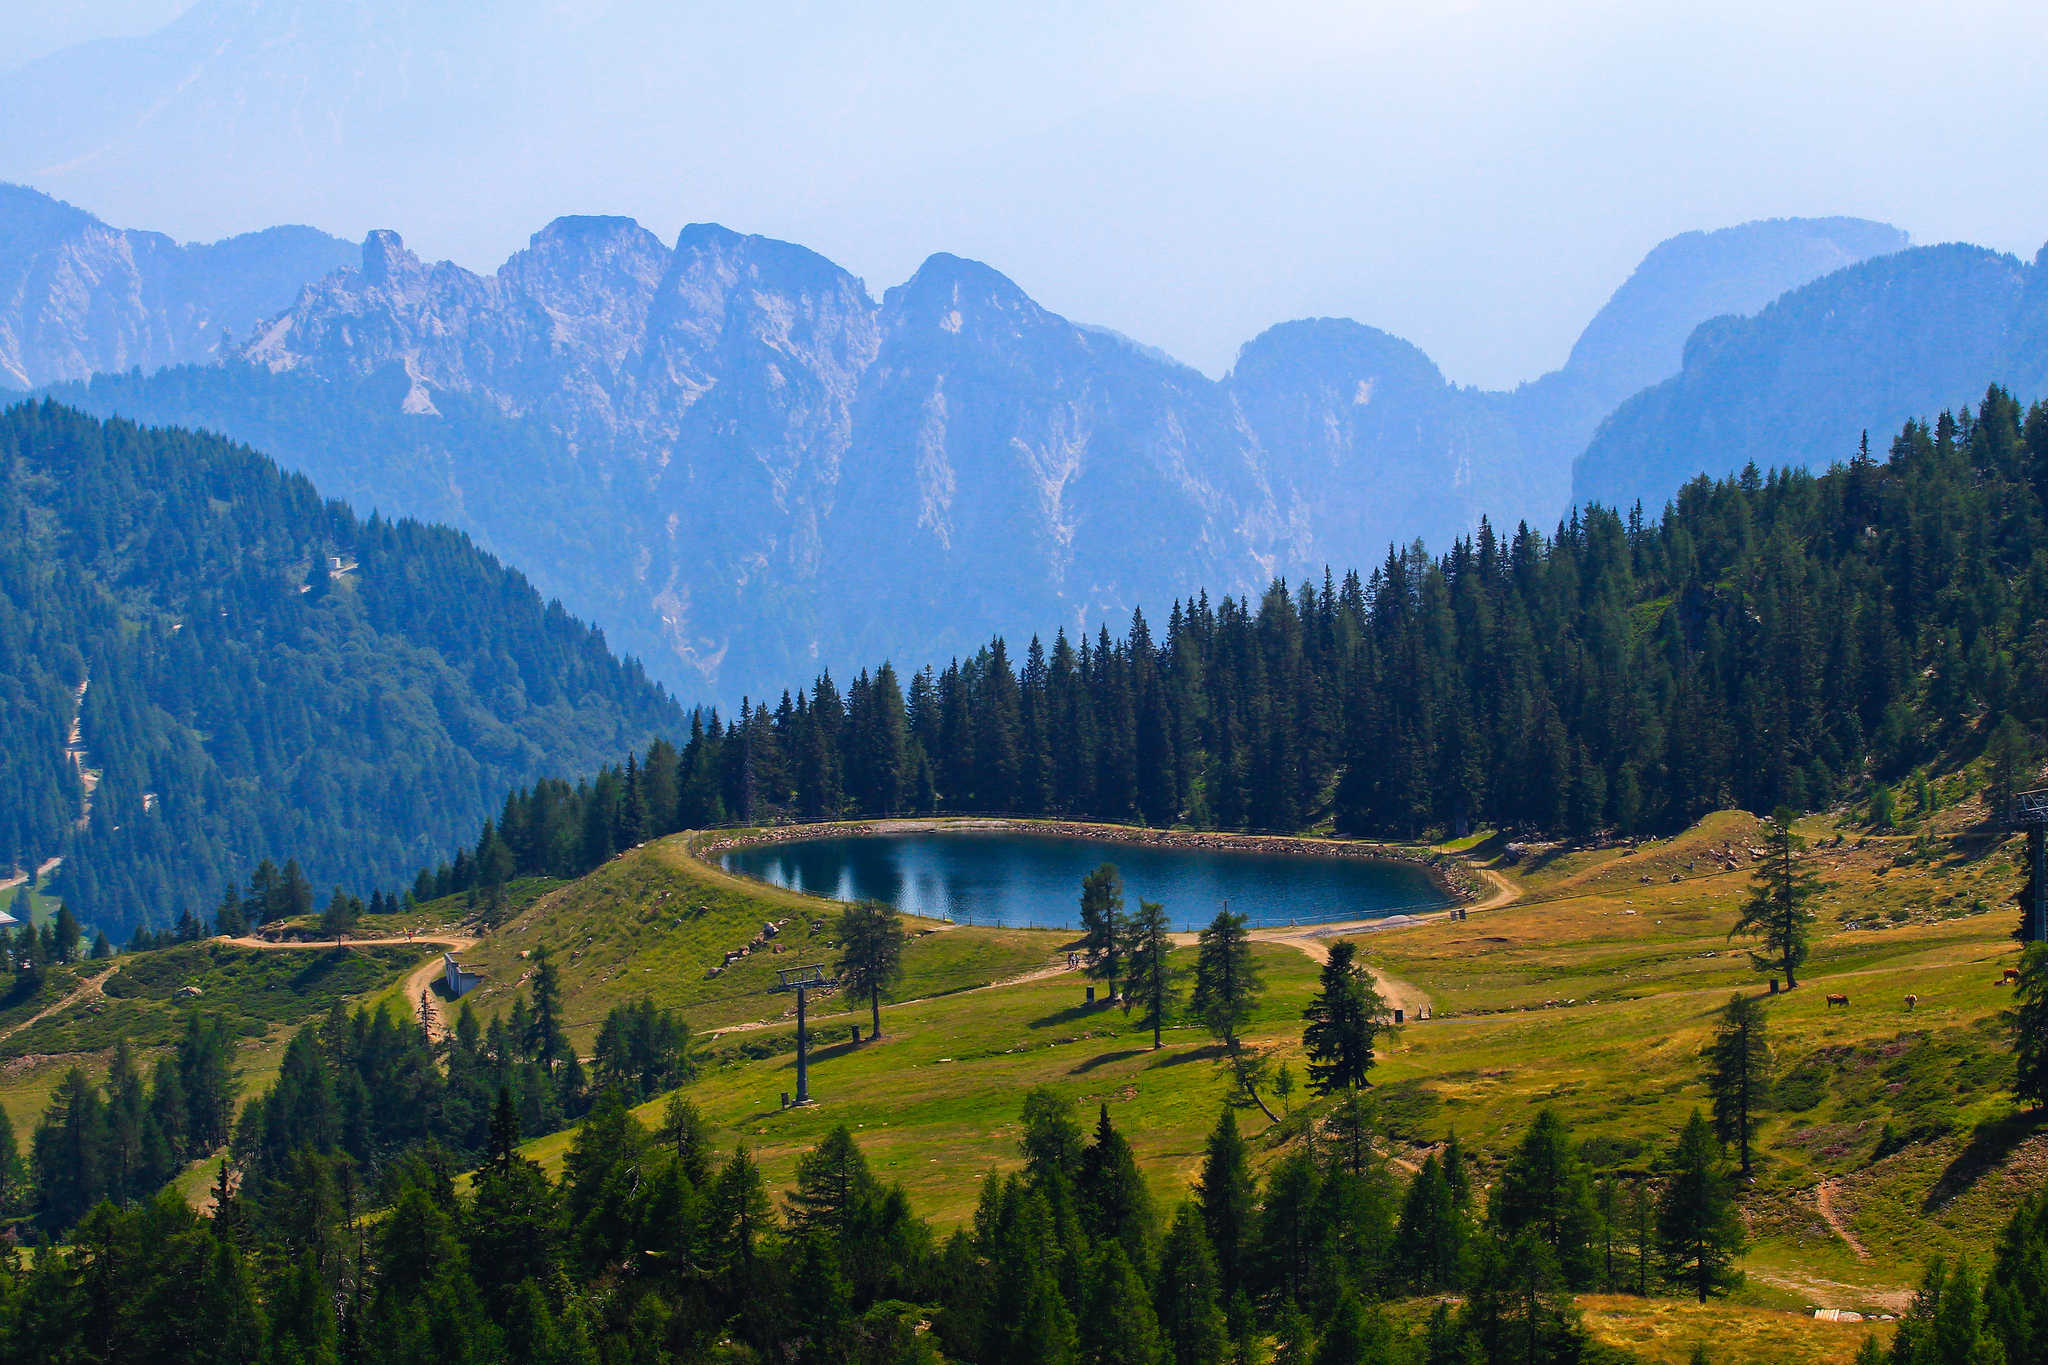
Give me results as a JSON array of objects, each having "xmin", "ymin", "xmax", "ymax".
[
  {"xmin": 0, "ymin": 183, "xmax": 357, "ymax": 391},
  {"xmin": 11, "ymin": 185, "xmax": 1908, "ymax": 699},
  {"xmin": 1575, "ymin": 241, "xmax": 2048, "ymax": 511}
]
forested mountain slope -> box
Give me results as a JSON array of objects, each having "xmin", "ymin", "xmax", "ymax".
[
  {"xmin": 1576, "ymin": 241, "xmax": 2048, "ymax": 512},
  {"xmin": 44, "ymin": 208, "xmax": 1902, "ymax": 701},
  {"xmin": 405, "ymin": 386, "xmax": 2048, "ymax": 921},
  {"xmin": 0, "ymin": 401, "xmax": 681, "ymax": 938}
]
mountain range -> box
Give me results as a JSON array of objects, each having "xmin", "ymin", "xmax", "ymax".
[{"xmin": 9, "ymin": 185, "xmax": 1917, "ymax": 701}]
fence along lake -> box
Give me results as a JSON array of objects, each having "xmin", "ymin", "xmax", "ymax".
[{"xmin": 719, "ymin": 829, "xmax": 1451, "ymax": 931}]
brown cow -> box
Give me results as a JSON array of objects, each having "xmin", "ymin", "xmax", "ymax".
[
  {"xmin": 2005, "ymin": 967, "xmax": 2023, "ymax": 985},
  {"xmin": 1825, "ymin": 993, "xmax": 1850, "ymax": 1008},
  {"xmin": 1904, "ymin": 994, "xmax": 1917, "ymax": 1011}
]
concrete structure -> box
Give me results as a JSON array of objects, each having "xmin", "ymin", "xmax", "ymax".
[{"xmin": 443, "ymin": 952, "xmax": 483, "ymax": 998}]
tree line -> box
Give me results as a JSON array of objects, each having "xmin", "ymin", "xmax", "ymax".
[
  {"xmin": 7, "ymin": 1065, "xmax": 2039, "ymax": 1365},
  {"xmin": 412, "ymin": 387, "xmax": 2048, "ymax": 915}
]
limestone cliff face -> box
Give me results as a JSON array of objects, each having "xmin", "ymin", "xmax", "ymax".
[
  {"xmin": 0, "ymin": 184, "xmax": 356, "ymax": 391},
  {"xmin": 29, "ymin": 194, "xmax": 1912, "ymax": 699}
]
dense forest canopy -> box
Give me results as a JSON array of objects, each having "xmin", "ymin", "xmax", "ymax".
[
  {"xmin": 422, "ymin": 386, "xmax": 2048, "ymax": 903},
  {"xmin": 0, "ymin": 402, "xmax": 683, "ymax": 939}
]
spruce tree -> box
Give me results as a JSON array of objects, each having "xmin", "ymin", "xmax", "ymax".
[
  {"xmin": 1084, "ymin": 1241, "xmax": 1164, "ymax": 1365},
  {"xmin": 1020, "ymin": 1085, "xmax": 1086, "ymax": 1190},
  {"xmin": 1487, "ymin": 1107, "xmax": 1601, "ymax": 1289},
  {"xmin": 1703, "ymin": 992, "xmax": 1772, "ymax": 1172},
  {"xmin": 2013, "ymin": 945, "xmax": 2048, "ymax": 1108},
  {"xmin": 1077, "ymin": 1104, "xmax": 1155, "ymax": 1270},
  {"xmin": 1194, "ymin": 1109, "xmax": 1255, "ymax": 1306},
  {"xmin": 1655, "ymin": 1112, "xmax": 1744, "ymax": 1303},
  {"xmin": 1301, "ymin": 939, "xmax": 1389, "ymax": 1094},
  {"xmin": 786, "ymin": 1125, "xmax": 878, "ymax": 1238},
  {"xmin": 1156, "ymin": 1202, "xmax": 1228, "ymax": 1365},
  {"xmin": 525, "ymin": 946, "xmax": 566, "ymax": 1075}
]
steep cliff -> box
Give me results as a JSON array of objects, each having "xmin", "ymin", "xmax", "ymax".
[{"xmin": 0, "ymin": 183, "xmax": 356, "ymax": 391}]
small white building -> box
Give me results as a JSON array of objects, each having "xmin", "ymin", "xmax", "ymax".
[{"xmin": 443, "ymin": 952, "xmax": 483, "ymax": 998}]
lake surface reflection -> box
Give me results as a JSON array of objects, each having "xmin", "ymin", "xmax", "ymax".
[{"xmin": 720, "ymin": 830, "xmax": 1449, "ymax": 931}]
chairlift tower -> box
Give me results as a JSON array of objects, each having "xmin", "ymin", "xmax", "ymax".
[
  {"xmin": 2004, "ymin": 788, "xmax": 2048, "ymax": 943},
  {"xmin": 775, "ymin": 963, "xmax": 832, "ymax": 1105}
]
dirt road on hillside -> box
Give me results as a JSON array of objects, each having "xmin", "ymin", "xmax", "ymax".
[
  {"xmin": 224, "ymin": 934, "xmax": 478, "ymax": 1039},
  {"xmin": 0, "ymin": 964, "xmax": 118, "ymax": 1044}
]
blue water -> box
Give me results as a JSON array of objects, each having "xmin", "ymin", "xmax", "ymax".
[{"xmin": 719, "ymin": 830, "xmax": 1450, "ymax": 931}]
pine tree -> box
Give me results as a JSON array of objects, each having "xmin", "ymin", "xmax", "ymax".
[
  {"xmin": 1703, "ymin": 992, "xmax": 1772, "ymax": 1172},
  {"xmin": 1301, "ymin": 939, "xmax": 1389, "ymax": 1094},
  {"xmin": 1730, "ymin": 807, "xmax": 1822, "ymax": 988},
  {"xmin": 1655, "ymin": 1112, "xmax": 1744, "ymax": 1303}
]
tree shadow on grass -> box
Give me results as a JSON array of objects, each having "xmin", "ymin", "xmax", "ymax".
[
  {"xmin": 1148, "ymin": 1043, "xmax": 1229, "ymax": 1069},
  {"xmin": 1923, "ymin": 1108, "xmax": 2048, "ymax": 1212},
  {"xmin": 1068, "ymin": 1048, "xmax": 1148, "ymax": 1075},
  {"xmin": 1031, "ymin": 1001, "xmax": 1112, "ymax": 1030}
]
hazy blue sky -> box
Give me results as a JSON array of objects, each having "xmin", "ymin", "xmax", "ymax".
[{"xmin": 5, "ymin": 0, "xmax": 2045, "ymax": 387}]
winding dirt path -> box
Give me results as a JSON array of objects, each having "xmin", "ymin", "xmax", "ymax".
[
  {"xmin": 1815, "ymin": 1178, "xmax": 1870, "ymax": 1261},
  {"xmin": 224, "ymin": 934, "xmax": 477, "ymax": 1040},
  {"xmin": 0, "ymin": 965, "xmax": 118, "ymax": 1044}
]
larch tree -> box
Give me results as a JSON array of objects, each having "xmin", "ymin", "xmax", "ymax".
[
  {"xmin": 1191, "ymin": 910, "xmax": 1276, "ymax": 1120},
  {"xmin": 1124, "ymin": 898, "xmax": 1176, "ymax": 1049},
  {"xmin": 1703, "ymin": 991, "xmax": 1772, "ymax": 1173},
  {"xmin": 834, "ymin": 900, "xmax": 905, "ymax": 1040},
  {"xmin": 1730, "ymin": 807, "xmax": 1822, "ymax": 988},
  {"xmin": 1079, "ymin": 864, "xmax": 1127, "ymax": 1001}
]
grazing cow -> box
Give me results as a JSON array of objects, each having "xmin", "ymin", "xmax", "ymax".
[
  {"xmin": 1904, "ymin": 994, "xmax": 1917, "ymax": 1011},
  {"xmin": 2005, "ymin": 967, "xmax": 2023, "ymax": 985},
  {"xmin": 1825, "ymin": 993, "xmax": 1850, "ymax": 1008}
]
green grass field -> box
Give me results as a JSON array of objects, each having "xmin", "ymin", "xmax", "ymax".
[{"xmin": 4, "ymin": 799, "xmax": 2037, "ymax": 1356}]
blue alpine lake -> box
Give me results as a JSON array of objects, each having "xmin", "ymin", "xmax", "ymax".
[{"xmin": 718, "ymin": 828, "xmax": 1451, "ymax": 931}]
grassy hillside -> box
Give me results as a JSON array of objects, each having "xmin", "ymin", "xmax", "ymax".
[
  {"xmin": 444, "ymin": 833, "xmax": 1063, "ymax": 1044},
  {"xmin": 0, "ymin": 940, "xmax": 427, "ymax": 1145},
  {"xmin": 4, "ymin": 798, "xmax": 2034, "ymax": 1362},
  {"xmin": 436, "ymin": 805, "xmax": 2035, "ymax": 1349}
]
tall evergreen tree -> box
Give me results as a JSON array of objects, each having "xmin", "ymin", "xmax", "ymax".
[
  {"xmin": 1730, "ymin": 807, "xmax": 1822, "ymax": 988},
  {"xmin": 1191, "ymin": 910, "xmax": 1275, "ymax": 1119},
  {"xmin": 835, "ymin": 900, "xmax": 906, "ymax": 1040},
  {"xmin": 1300, "ymin": 940, "xmax": 1390, "ymax": 1094},
  {"xmin": 1703, "ymin": 992, "xmax": 1773, "ymax": 1173},
  {"xmin": 1125, "ymin": 898, "xmax": 1177, "ymax": 1050},
  {"xmin": 1655, "ymin": 1112, "xmax": 1744, "ymax": 1303}
]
